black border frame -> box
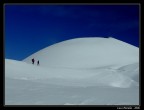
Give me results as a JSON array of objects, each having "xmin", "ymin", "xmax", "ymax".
[{"xmin": 2, "ymin": 1, "xmax": 142, "ymax": 108}]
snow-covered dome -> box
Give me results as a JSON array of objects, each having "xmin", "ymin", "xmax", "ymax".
[{"xmin": 23, "ymin": 37, "xmax": 139, "ymax": 68}]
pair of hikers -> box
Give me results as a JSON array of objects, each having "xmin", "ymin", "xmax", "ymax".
[{"xmin": 32, "ymin": 58, "xmax": 39, "ymax": 65}]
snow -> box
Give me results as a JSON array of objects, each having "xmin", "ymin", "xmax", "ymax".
[
  {"xmin": 5, "ymin": 37, "xmax": 139, "ymax": 105},
  {"xmin": 23, "ymin": 37, "xmax": 138, "ymax": 68}
]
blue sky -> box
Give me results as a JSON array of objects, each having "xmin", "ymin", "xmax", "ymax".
[{"xmin": 5, "ymin": 4, "xmax": 139, "ymax": 60}]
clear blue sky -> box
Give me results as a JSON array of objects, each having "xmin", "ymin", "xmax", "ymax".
[{"xmin": 5, "ymin": 4, "xmax": 139, "ymax": 60}]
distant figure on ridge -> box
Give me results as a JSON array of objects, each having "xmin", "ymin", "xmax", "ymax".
[
  {"xmin": 32, "ymin": 58, "xmax": 35, "ymax": 64},
  {"xmin": 37, "ymin": 60, "xmax": 39, "ymax": 65}
]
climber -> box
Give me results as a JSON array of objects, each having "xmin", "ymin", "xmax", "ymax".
[{"xmin": 32, "ymin": 58, "xmax": 35, "ymax": 64}]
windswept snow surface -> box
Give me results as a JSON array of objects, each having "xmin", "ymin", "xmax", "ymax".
[
  {"xmin": 23, "ymin": 37, "xmax": 138, "ymax": 68},
  {"xmin": 5, "ymin": 37, "xmax": 139, "ymax": 105}
]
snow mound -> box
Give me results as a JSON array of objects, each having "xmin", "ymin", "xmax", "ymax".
[
  {"xmin": 5, "ymin": 37, "xmax": 139, "ymax": 105},
  {"xmin": 23, "ymin": 37, "xmax": 139, "ymax": 68}
]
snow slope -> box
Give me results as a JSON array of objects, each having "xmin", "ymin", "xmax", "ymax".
[
  {"xmin": 23, "ymin": 37, "xmax": 139, "ymax": 68},
  {"xmin": 5, "ymin": 77, "xmax": 139, "ymax": 105},
  {"xmin": 5, "ymin": 37, "xmax": 139, "ymax": 105},
  {"xmin": 5, "ymin": 59, "xmax": 139, "ymax": 105},
  {"xmin": 5, "ymin": 59, "xmax": 138, "ymax": 88}
]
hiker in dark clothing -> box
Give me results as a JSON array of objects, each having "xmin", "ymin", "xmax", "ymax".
[
  {"xmin": 37, "ymin": 60, "xmax": 39, "ymax": 65},
  {"xmin": 32, "ymin": 58, "xmax": 35, "ymax": 64}
]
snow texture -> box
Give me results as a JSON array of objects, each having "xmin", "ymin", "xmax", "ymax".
[{"xmin": 5, "ymin": 37, "xmax": 139, "ymax": 105}]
